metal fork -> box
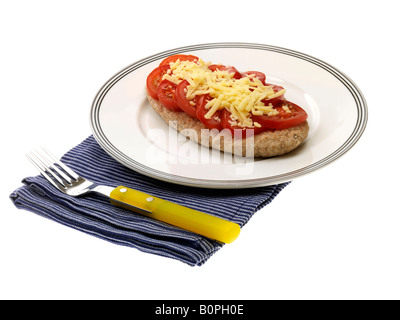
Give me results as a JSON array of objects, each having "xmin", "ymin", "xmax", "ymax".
[
  {"xmin": 26, "ymin": 148, "xmax": 116, "ymax": 199},
  {"xmin": 25, "ymin": 148, "xmax": 241, "ymax": 243}
]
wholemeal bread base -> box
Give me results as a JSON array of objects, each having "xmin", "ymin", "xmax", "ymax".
[{"xmin": 146, "ymin": 92, "xmax": 309, "ymax": 158}]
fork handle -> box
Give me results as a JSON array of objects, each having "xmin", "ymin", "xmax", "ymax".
[{"xmin": 109, "ymin": 186, "xmax": 240, "ymax": 243}]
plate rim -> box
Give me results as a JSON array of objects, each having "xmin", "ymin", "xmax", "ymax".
[{"xmin": 90, "ymin": 42, "xmax": 368, "ymax": 189}]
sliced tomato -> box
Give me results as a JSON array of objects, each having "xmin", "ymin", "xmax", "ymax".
[
  {"xmin": 262, "ymin": 84, "xmax": 286, "ymax": 106},
  {"xmin": 220, "ymin": 109, "xmax": 265, "ymax": 138},
  {"xmin": 208, "ymin": 64, "xmax": 242, "ymax": 79},
  {"xmin": 146, "ymin": 65, "xmax": 170, "ymax": 100},
  {"xmin": 241, "ymin": 71, "xmax": 266, "ymax": 85},
  {"xmin": 195, "ymin": 94, "xmax": 223, "ymax": 130},
  {"xmin": 175, "ymin": 80, "xmax": 197, "ymax": 118},
  {"xmin": 159, "ymin": 54, "xmax": 199, "ymax": 67},
  {"xmin": 251, "ymin": 100, "xmax": 308, "ymax": 130},
  {"xmin": 157, "ymin": 79, "xmax": 182, "ymax": 112}
]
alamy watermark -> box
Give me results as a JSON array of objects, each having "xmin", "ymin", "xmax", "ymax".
[{"xmin": 145, "ymin": 121, "xmax": 256, "ymax": 175}]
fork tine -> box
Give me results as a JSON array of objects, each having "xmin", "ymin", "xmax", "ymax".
[
  {"xmin": 41, "ymin": 147, "xmax": 80, "ymax": 181},
  {"xmin": 26, "ymin": 151, "xmax": 66, "ymax": 190},
  {"xmin": 36, "ymin": 148, "xmax": 74, "ymax": 185}
]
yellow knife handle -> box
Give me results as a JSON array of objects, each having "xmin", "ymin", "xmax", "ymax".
[{"xmin": 110, "ymin": 186, "xmax": 240, "ymax": 243}]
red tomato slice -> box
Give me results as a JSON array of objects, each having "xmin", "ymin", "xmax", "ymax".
[
  {"xmin": 241, "ymin": 71, "xmax": 266, "ymax": 85},
  {"xmin": 159, "ymin": 54, "xmax": 199, "ymax": 67},
  {"xmin": 157, "ymin": 79, "xmax": 182, "ymax": 112},
  {"xmin": 208, "ymin": 64, "xmax": 242, "ymax": 79},
  {"xmin": 262, "ymin": 84, "xmax": 286, "ymax": 106},
  {"xmin": 220, "ymin": 109, "xmax": 265, "ymax": 138},
  {"xmin": 146, "ymin": 65, "xmax": 170, "ymax": 100},
  {"xmin": 175, "ymin": 80, "xmax": 197, "ymax": 118},
  {"xmin": 195, "ymin": 94, "xmax": 223, "ymax": 130},
  {"xmin": 251, "ymin": 100, "xmax": 308, "ymax": 130}
]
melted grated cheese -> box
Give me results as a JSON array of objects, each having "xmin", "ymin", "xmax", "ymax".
[
  {"xmin": 282, "ymin": 104, "xmax": 292, "ymax": 113},
  {"xmin": 161, "ymin": 58, "xmax": 285, "ymax": 128}
]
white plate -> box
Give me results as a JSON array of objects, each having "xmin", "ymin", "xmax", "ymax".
[{"xmin": 90, "ymin": 43, "xmax": 367, "ymax": 189}]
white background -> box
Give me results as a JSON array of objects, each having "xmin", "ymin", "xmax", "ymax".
[{"xmin": 1, "ymin": 0, "xmax": 399, "ymax": 300}]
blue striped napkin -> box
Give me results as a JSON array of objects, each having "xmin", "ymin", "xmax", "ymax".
[{"xmin": 10, "ymin": 135, "xmax": 289, "ymax": 266}]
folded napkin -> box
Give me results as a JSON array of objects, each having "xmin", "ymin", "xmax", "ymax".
[{"xmin": 10, "ymin": 135, "xmax": 289, "ymax": 266}]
